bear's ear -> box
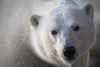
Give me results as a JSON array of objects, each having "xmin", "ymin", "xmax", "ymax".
[
  {"xmin": 30, "ymin": 14, "xmax": 41, "ymax": 28},
  {"xmin": 82, "ymin": 3, "xmax": 94, "ymax": 17}
]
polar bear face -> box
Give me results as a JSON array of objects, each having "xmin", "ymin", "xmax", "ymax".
[{"xmin": 30, "ymin": 3, "xmax": 95, "ymax": 66}]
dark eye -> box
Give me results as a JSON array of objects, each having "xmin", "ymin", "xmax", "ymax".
[
  {"xmin": 51, "ymin": 30, "xmax": 57, "ymax": 35},
  {"xmin": 73, "ymin": 26, "xmax": 80, "ymax": 31}
]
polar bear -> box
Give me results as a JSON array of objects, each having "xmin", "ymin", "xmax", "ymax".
[
  {"xmin": 30, "ymin": 0, "xmax": 96, "ymax": 67},
  {"xmin": 0, "ymin": 0, "xmax": 96, "ymax": 67}
]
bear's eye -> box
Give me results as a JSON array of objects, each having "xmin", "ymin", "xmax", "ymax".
[
  {"xmin": 51, "ymin": 30, "xmax": 57, "ymax": 35},
  {"xmin": 73, "ymin": 26, "xmax": 80, "ymax": 31}
]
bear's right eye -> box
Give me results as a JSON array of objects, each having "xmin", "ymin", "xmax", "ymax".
[{"xmin": 51, "ymin": 30, "xmax": 57, "ymax": 35}]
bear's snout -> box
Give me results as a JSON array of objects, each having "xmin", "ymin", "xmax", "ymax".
[{"xmin": 62, "ymin": 46, "xmax": 76, "ymax": 60}]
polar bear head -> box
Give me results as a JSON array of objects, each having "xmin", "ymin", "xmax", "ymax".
[{"xmin": 30, "ymin": 1, "xmax": 95, "ymax": 67}]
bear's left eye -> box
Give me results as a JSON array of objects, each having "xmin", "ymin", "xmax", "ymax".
[
  {"xmin": 73, "ymin": 26, "xmax": 80, "ymax": 31},
  {"xmin": 51, "ymin": 30, "xmax": 57, "ymax": 35}
]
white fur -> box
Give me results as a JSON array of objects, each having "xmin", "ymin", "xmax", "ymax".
[{"xmin": 30, "ymin": 0, "xmax": 96, "ymax": 67}]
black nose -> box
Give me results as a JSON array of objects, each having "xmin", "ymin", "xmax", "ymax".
[{"xmin": 63, "ymin": 46, "xmax": 76, "ymax": 60}]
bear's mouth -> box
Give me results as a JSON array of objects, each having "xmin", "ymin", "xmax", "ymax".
[{"xmin": 63, "ymin": 55, "xmax": 77, "ymax": 61}]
